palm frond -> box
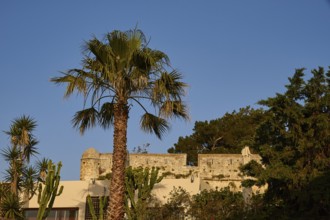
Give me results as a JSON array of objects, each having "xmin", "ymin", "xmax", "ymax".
[
  {"xmin": 72, "ymin": 107, "xmax": 99, "ymax": 134},
  {"xmin": 107, "ymin": 31, "xmax": 132, "ymax": 63},
  {"xmin": 3, "ymin": 166, "xmax": 23, "ymax": 189},
  {"xmin": 83, "ymin": 57, "xmax": 105, "ymax": 74},
  {"xmin": 160, "ymin": 101, "xmax": 190, "ymax": 120},
  {"xmin": 4, "ymin": 115, "xmax": 37, "ymax": 146},
  {"xmin": 50, "ymin": 72, "xmax": 88, "ymax": 98},
  {"xmin": 36, "ymin": 157, "xmax": 49, "ymax": 182},
  {"xmin": 99, "ymin": 102, "xmax": 115, "ymax": 129},
  {"xmin": 10, "ymin": 115, "xmax": 37, "ymax": 131},
  {"xmin": 152, "ymin": 70, "xmax": 187, "ymax": 102},
  {"xmin": 1, "ymin": 146, "xmax": 20, "ymax": 162},
  {"xmin": 21, "ymin": 165, "xmax": 38, "ymax": 198},
  {"xmin": 127, "ymin": 68, "xmax": 149, "ymax": 94},
  {"xmin": 36, "ymin": 157, "xmax": 49, "ymax": 173},
  {"xmin": 140, "ymin": 113, "xmax": 169, "ymax": 139},
  {"xmin": 142, "ymin": 48, "xmax": 170, "ymax": 68},
  {"xmin": 23, "ymin": 138, "xmax": 39, "ymax": 163},
  {"xmin": 126, "ymin": 28, "xmax": 146, "ymax": 48}
]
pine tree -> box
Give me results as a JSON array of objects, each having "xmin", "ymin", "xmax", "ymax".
[{"xmin": 242, "ymin": 67, "xmax": 330, "ymax": 218}]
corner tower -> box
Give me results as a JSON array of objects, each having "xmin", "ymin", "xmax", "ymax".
[{"xmin": 80, "ymin": 147, "xmax": 100, "ymax": 180}]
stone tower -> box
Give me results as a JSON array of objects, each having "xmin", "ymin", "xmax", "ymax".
[{"xmin": 80, "ymin": 147, "xmax": 100, "ymax": 181}]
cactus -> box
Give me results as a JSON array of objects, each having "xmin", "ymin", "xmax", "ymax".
[
  {"xmin": 86, "ymin": 194, "xmax": 108, "ymax": 220},
  {"xmin": 125, "ymin": 166, "xmax": 163, "ymax": 220},
  {"xmin": 36, "ymin": 160, "xmax": 64, "ymax": 220},
  {"xmin": 87, "ymin": 195, "xmax": 97, "ymax": 220},
  {"xmin": 98, "ymin": 195, "xmax": 107, "ymax": 220}
]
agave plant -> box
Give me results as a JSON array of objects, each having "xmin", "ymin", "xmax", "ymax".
[{"xmin": 0, "ymin": 192, "xmax": 24, "ymax": 220}]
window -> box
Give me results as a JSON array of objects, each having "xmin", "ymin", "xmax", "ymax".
[
  {"xmin": 85, "ymin": 196, "xmax": 109, "ymax": 220},
  {"xmin": 24, "ymin": 208, "xmax": 78, "ymax": 220}
]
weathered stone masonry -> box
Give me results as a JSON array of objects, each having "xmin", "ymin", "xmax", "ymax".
[{"xmin": 80, "ymin": 146, "xmax": 262, "ymax": 192}]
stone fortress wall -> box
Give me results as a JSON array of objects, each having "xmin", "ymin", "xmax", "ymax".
[{"xmin": 80, "ymin": 146, "xmax": 262, "ymax": 192}]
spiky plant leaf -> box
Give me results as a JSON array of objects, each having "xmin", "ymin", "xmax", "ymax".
[
  {"xmin": 4, "ymin": 115, "xmax": 37, "ymax": 150},
  {"xmin": 0, "ymin": 193, "xmax": 24, "ymax": 219},
  {"xmin": 1, "ymin": 146, "xmax": 20, "ymax": 162},
  {"xmin": 160, "ymin": 100, "xmax": 189, "ymax": 120},
  {"xmin": 99, "ymin": 102, "xmax": 115, "ymax": 129},
  {"xmin": 51, "ymin": 72, "xmax": 88, "ymax": 98},
  {"xmin": 23, "ymin": 138, "xmax": 39, "ymax": 163},
  {"xmin": 140, "ymin": 113, "xmax": 169, "ymax": 139},
  {"xmin": 22, "ymin": 165, "xmax": 39, "ymax": 199},
  {"xmin": 152, "ymin": 70, "xmax": 187, "ymax": 102},
  {"xmin": 72, "ymin": 107, "xmax": 99, "ymax": 134}
]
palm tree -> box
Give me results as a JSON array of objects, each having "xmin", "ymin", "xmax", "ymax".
[
  {"xmin": 51, "ymin": 29, "xmax": 189, "ymax": 220},
  {"xmin": 3, "ymin": 115, "xmax": 38, "ymax": 195}
]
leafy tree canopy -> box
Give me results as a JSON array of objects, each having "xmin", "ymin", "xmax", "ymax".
[
  {"xmin": 168, "ymin": 106, "xmax": 266, "ymax": 165},
  {"xmin": 241, "ymin": 67, "xmax": 330, "ymax": 219}
]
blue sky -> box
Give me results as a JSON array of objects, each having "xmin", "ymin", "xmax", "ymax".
[{"xmin": 1, "ymin": 1, "xmax": 330, "ymax": 180}]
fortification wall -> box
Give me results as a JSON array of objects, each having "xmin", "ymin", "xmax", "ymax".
[{"xmin": 80, "ymin": 146, "xmax": 262, "ymax": 192}]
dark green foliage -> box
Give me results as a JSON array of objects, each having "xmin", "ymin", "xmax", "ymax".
[
  {"xmin": 240, "ymin": 160, "xmax": 263, "ymax": 178},
  {"xmin": 189, "ymin": 187, "xmax": 245, "ymax": 220},
  {"xmin": 158, "ymin": 187, "xmax": 191, "ymax": 220},
  {"xmin": 22, "ymin": 165, "xmax": 39, "ymax": 200},
  {"xmin": 151, "ymin": 187, "xmax": 246, "ymax": 220},
  {"xmin": 169, "ymin": 107, "xmax": 265, "ymax": 165},
  {"xmin": 241, "ymin": 179, "xmax": 257, "ymax": 188},
  {"xmin": 0, "ymin": 192, "xmax": 24, "ymax": 220},
  {"xmin": 242, "ymin": 67, "xmax": 330, "ymax": 219},
  {"xmin": 125, "ymin": 166, "xmax": 163, "ymax": 220},
  {"xmin": 37, "ymin": 160, "xmax": 64, "ymax": 220}
]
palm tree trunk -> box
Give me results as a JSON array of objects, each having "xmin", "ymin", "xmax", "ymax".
[{"xmin": 108, "ymin": 103, "xmax": 129, "ymax": 220}]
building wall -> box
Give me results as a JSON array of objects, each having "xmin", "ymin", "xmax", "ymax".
[
  {"xmin": 80, "ymin": 147, "xmax": 262, "ymax": 191},
  {"xmin": 24, "ymin": 180, "xmax": 110, "ymax": 220},
  {"xmin": 24, "ymin": 147, "xmax": 265, "ymax": 218},
  {"xmin": 24, "ymin": 178, "xmax": 201, "ymax": 219}
]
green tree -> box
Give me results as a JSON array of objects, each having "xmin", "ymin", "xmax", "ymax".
[
  {"xmin": 160, "ymin": 187, "xmax": 191, "ymax": 220},
  {"xmin": 242, "ymin": 67, "xmax": 330, "ymax": 219},
  {"xmin": 51, "ymin": 28, "xmax": 188, "ymax": 220},
  {"xmin": 189, "ymin": 187, "xmax": 245, "ymax": 220},
  {"xmin": 169, "ymin": 107, "xmax": 265, "ymax": 165}
]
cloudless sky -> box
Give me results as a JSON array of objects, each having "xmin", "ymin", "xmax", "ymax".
[{"xmin": 1, "ymin": 1, "xmax": 330, "ymax": 180}]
